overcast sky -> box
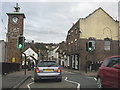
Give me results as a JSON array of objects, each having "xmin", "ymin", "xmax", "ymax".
[{"xmin": 0, "ymin": 0, "xmax": 120, "ymax": 43}]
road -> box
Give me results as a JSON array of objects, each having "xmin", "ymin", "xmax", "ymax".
[{"xmin": 19, "ymin": 68, "xmax": 99, "ymax": 90}]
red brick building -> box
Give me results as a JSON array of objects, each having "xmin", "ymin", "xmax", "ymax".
[{"xmin": 64, "ymin": 8, "xmax": 119, "ymax": 70}]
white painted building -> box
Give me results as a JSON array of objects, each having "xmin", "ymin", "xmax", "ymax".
[
  {"xmin": 48, "ymin": 46, "xmax": 59, "ymax": 60},
  {"xmin": 23, "ymin": 48, "xmax": 38, "ymax": 66},
  {"xmin": 0, "ymin": 40, "xmax": 6, "ymax": 62}
]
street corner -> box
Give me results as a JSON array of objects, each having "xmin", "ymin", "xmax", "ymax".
[{"xmin": 13, "ymin": 75, "xmax": 31, "ymax": 89}]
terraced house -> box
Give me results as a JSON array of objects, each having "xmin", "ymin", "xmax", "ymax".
[{"xmin": 65, "ymin": 7, "xmax": 119, "ymax": 71}]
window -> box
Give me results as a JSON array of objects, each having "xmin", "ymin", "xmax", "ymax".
[
  {"xmin": 75, "ymin": 29, "xmax": 77, "ymax": 34},
  {"xmin": 104, "ymin": 38, "xmax": 111, "ymax": 51},
  {"xmin": 71, "ymin": 30, "xmax": 73, "ymax": 33},
  {"xmin": 37, "ymin": 61, "xmax": 58, "ymax": 67},
  {"xmin": 108, "ymin": 60, "xmax": 118, "ymax": 67}
]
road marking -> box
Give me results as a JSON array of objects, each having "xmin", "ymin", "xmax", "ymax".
[
  {"xmin": 27, "ymin": 82, "xmax": 34, "ymax": 90},
  {"xmin": 31, "ymin": 77, "xmax": 34, "ymax": 80},
  {"xmin": 65, "ymin": 77, "xmax": 80, "ymax": 90},
  {"xmin": 87, "ymin": 77, "xmax": 97, "ymax": 81},
  {"xmin": 62, "ymin": 70, "xmax": 75, "ymax": 74},
  {"xmin": 94, "ymin": 77, "xmax": 97, "ymax": 81}
]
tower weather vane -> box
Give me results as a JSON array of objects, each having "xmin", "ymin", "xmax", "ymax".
[{"xmin": 14, "ymin": 3, "xmax": 20, "ymax": 12}]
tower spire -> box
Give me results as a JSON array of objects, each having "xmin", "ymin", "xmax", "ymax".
[{"xmin": 14, "ymin": 3, "xmax": 20, "ymax": 12}]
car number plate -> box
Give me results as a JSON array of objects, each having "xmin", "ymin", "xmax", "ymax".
[{"xmin": 44, "ymin": 69, "xmax": 53, "ymax": 71}]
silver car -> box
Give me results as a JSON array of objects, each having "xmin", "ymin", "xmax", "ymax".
[{"xmin": 34, "ymin": 60, "xmax": 62, "ymax": 82}]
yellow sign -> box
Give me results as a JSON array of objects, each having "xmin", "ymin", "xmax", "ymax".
[{"xmin": 12, "ymin": 58, "xmax": 16, "ymax": 62}]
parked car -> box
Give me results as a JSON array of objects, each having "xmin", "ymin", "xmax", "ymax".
[
  {"xmin": 97, "ymin": 56, "xmax": 120, "ymax": 88},
  {"xmin": 34, "ymin": 60, "xmax": 62, "ymax": 82}
]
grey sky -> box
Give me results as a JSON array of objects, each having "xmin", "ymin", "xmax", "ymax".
[{"xmin": 1, "ymin": 0, "xmax": 119, "ymax": 43}]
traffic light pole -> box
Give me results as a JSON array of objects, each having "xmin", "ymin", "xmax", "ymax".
[
  {"xmin": 19, "ymin": 49, "xmax": 27, "ymax": 75},
  {"xmin": 20, "ymin": 49, "xmax": 22, "ymax": 70},
  {"xmin": 85, "ymin": 53, "xmax": 90, "ymax": 73}
]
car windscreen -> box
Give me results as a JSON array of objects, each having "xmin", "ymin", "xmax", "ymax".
[{"xmin": 37, "ymin": 61, "xmax": 58, "ymax": 67}]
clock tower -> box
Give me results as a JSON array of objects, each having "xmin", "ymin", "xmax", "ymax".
[{"xmin": 7, "ymin": 3, "xmax": 25, "ymax": 63}]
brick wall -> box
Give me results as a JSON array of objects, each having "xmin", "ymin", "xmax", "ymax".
[
  {"xmin": 7, "ymin": 14, "xmax": 25, "ymax": 63},
  {"xmin": 79, "ymin": 39, "xmax": 119, "ymax": 70}
]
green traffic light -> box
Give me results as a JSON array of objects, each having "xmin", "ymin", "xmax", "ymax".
[
  {"xmin": 17, "ymin": 36, "xmax": 25, "ymax": 49},
  {"xmin": 88, "ymin": 47, "xmax": 92, "ymax": 51},
  {"xmin": 18, "ymin": 44, "xmax": 23, "ymax": 49}
]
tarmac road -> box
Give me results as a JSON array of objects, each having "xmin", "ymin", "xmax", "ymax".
[{"xmin": 18, "ymin": 68, "xmax": 98, "ymax": 90}]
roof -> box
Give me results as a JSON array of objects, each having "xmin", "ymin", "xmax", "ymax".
[
  {"xmin": 83, "ymin": 7, "xmax": 118, "ymax": 23},
  {"xmin": 22, "ymin": 43, "xmax": 38, "ymax": 53},
  {"xmin": 7, "ymin": 12, "xmax": 25, "ymax": 18}
]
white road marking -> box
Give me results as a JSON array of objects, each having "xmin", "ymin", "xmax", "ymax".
[
  {"xmin": 31, "ymin": 78, "xmax": 34, "ymax": 80},
  {"xmin": 62, "ymin": 70, "xmax": 75, "ymax": 74},
  {"xmin": 65, "ymin": 77, "xmax": 80, "ymax": 90},
  {"xmin": 27, "ymin": 82, "xmax": 34, "ymax": 90},
  {"xmin": 86, "ymin": 77, "xmax": 97, "ymax": 81},
  {"xmin": 94, "ymin": 77, "xmax": 97, "ymax": 81}
]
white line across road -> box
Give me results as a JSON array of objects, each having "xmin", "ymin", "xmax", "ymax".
[{"xmin": 65, "ymin": 77, "xmax": 80, "ymax": 90}]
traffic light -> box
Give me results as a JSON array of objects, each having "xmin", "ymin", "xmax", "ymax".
[
  {"xmin": 86, "ymin": 42, "xmax": 94, "ymax": 52},
  {"xmin": 17, "ymin": 35, "xmax": 25, "ymax": 49}
]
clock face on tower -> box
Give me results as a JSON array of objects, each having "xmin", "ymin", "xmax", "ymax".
[{"xmin": 12, "ymin": 17, "xmax": 19, "ymax": 24}]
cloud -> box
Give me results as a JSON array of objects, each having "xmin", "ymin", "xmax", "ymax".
[{"xmin": 1, "ymin": 1, "xmax": 119, "ymax": 43}]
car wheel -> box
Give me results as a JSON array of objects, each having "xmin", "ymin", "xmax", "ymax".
[{"xmin": 97, "ymin": 77, "xmax": 103, "ymax": 88}]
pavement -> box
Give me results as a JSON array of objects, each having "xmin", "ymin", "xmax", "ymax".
[
  {"xmin": 2, "ymin": 70, "xmax": 33, "ymax": 90},
  {"xmin": 1, "ymin": 67, "xmax": 97, "ymax": 89}
]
